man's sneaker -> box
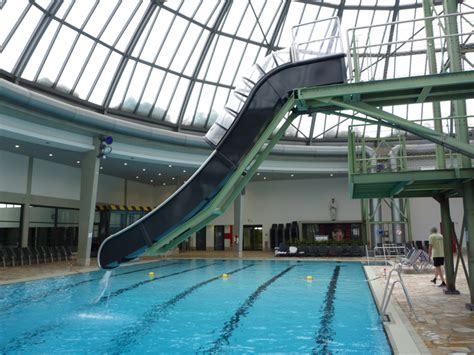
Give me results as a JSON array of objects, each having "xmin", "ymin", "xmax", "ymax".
[{"xmin": 430, "ymin": 278, "xmax": 436, "ymax": 284}]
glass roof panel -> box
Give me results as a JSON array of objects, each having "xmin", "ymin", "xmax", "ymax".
[{"xmin": 0, "ymin": 0, "xmax": 472, "ymax": 143}]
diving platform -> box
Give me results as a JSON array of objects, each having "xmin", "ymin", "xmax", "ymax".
[{"xmin": 349, "ymin": 168, "xmax": 474, "ymax": 199}]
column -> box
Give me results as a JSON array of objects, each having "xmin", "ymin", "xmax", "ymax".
[
  {"xmin": 20, "ymin": 157, "xmax": 33, "ymax": 247},
  {"xmin": 77, "ymin": 138, "xmax": 101, "ymax": 266},
  {"xmin": 233, "ymin": 189, "xmax": 245, "ymax": 258},
  {"xmin": 439, "ymin": 197, "xmax": 458, "ymax": 294},
  {"xmin": 463, "ymin": 181, "xmax": 474, "ymax": 309}
]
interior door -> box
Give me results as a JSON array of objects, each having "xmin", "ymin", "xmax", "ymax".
[
  {"xmin": 196, "ymin": 227, "xmax": 206, "ymax": 251},
  {"xmin": 214, "ymin": 225, "xmax": 225, "ymax": 251}
]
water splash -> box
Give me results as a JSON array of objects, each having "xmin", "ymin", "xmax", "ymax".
[{"xmin": 94, "ymin": 270, "xmax": 112, "ymax": 304}]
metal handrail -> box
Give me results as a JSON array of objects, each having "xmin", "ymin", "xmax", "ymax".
[{"xmin": 380, "ymin": 264, "xmax": 417, "ymax": 322}]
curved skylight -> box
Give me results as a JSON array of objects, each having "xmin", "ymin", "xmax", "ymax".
[{"xmin": 0, "ymin": 0, "xmax": 472, "ymax": 141}]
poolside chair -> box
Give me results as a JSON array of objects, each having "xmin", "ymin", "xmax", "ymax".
[
  {"xmin": 328, "ymin": 245, "xmax": 340, "ymax": 257},
  {"xmin": 297, "ymin": 246, "xmax": 309, "ymax": 256},
  {"xmin": 350, "ymin": 245, "xmax": 362, "ymax": 257},
  {"xmin": 415, "ymin": 241, "xmax": 424, "ymax": 250},
  {"xmin": 35, "ymin": 246, "xmax": 47, "ymax": 263},
  {"xmin": 318, "ymin": 245, "xmax": 329, "ymax": 257},
  {"xmin": 21, "ymin": 247, "xmax": 32, "ymax": 265},
  {"xmin": 340, "ymin": 245, "xmax": 352, "ymax": 257},
  {"xmin": 307, "ymin": 245, "xmax": 319, "ymax": 257},
  {"xmin": 28, "ymin": 246, "xmax": 40, "ymax": 264},
  {"xmin": 0, "ymin": 249, "xmax": 6, "ymax": 267},
  {"xmin": 275, "ymin": 244, "xmax": 289, "ymax": 256},
  {"xmin": 399, "ymin": 247, "xmax": 417, "ymax": 263},
  {"xmin": 399, "ymin": 249, "xmax": 422, "ymax": 271}
]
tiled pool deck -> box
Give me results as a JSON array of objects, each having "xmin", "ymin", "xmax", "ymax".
[{"xmin": 1, "ymin": 251, "xmax": 472, "ymax": 354}]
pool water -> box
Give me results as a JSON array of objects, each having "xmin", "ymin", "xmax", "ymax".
[{"xmin": 0, "ymin": 259, "xmax": 391, "ymax": 353}]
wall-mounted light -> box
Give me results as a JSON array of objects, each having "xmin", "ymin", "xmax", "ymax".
[{"xmin": 97, "ymin": 135, "xmax": 113, "ymax": 158}]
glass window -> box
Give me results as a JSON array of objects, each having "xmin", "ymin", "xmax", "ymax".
[{"xmin": 0, "ymin": 203, "xmax": 22, "ymax": 247}]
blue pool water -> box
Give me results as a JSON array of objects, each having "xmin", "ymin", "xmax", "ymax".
[{"xmin": 0, "ymin": 259, "xmax": 391, "ymax": 353}]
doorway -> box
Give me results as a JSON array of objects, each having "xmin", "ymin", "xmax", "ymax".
[
  {"xmin": 196, "ymin": 227, "xmax": 206, "ymax": 251},
  {"xmin": 243, "ymin": 225, "xmax": 263, "ymax": 251},
  {"xmin": 214, "ymin": 225, "xmax": 225, "ymax": 251}
]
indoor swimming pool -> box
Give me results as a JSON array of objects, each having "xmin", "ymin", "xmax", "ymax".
[{"xmin": 0, "ymin": 259, "xmax": 391, "ymax": 353}]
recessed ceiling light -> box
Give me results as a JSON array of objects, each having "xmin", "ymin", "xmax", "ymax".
[
  {"xmin": 150, "ymin": 179, "xmax": 154, "ymax": 183},
  {"xmin": 142, "ymin": 168, "xmax": 146, "ymax": 171},
  {"xmin": 76, "ymin": 160, "xmax": 80, "ymax": 164},
  {"xmin": 100, "ymin": 166, "xmax": 103, "ymax": 170},
  {"xmin": 49, "ymin": 153, "xmax": 53, "ymax": 157},
  {"xmin": 163, "ymin": 182, "xmax": 166, "ymax": 186},
  {"xmin": 183, "ymin": 170, "xmax": 186, "ymax": 173},
  {"xmin": 168, "ymin": 164, "xmax": 172, "ymax": 168},
  {"xmin": 172, "ymin": 177, "xmax": 175, "ymax": 180},
  {"xmin": 263, "ymin": 177, "xmax": 267, "ymax": 180},
  {"xmin": 136, "ymin": 176, "xmax": 139, "ymax": 179},
  {"xmin": 330, "ymin": 173, "xmax": 334, "ymax": 177},
  {"xmin": 257, "ymin": 173, "xmax": 260, "ymax": 176},
  {"xmin": 123, "ymin": 162, "xmax": 128, "ymax": 166},
  {"xmin": 14, "ymin": 144, "xmax": 20, "ymax": 148},
  {"xmin": 290, "ymin": 174, "xmax": 294, "ymax": 177},
  {"xmin": 158, "ymin": 173, "xmax": 162, "ymax": 176}
]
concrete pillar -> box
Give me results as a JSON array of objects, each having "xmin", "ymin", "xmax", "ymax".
[
  {"xmin": 77, "ymin": 139, "xmax": 101, "ymax": 266},
  {"xmin": 20, "ymin": 157, "xmax": 33, "ymax": 247},
  {"xmin": 233, "ymin": 189, "xmax": 244, "ymax": 258}
]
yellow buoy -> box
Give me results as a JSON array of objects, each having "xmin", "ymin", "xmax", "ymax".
[
  {"xmin": 148, "ymin": 272, "xmax": 155, "ymax": 277},
  {"xmin": 306, "ymin": 275, "xmax": 313, "ymax": 281},
  {"xmin": 221, "ymin": 273, "xmax": 229, "ymax": 279}
]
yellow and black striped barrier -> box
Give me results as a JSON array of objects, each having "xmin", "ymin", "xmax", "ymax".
[{"xmin": 96, "ymin": 204, "xmax": 152, "ymax": 212}]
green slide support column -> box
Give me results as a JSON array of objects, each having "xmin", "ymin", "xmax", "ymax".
[
  {"xmin": 464, "ymin": 181, "xmax": 474, "ymax": 309},
  {"xmin": 422, "ymin": 0, "xmax": 446, "ymax": 169},
  {"xmin": 439, "ymin": 196, "xmax": 458, "ymax": 294},
  {"xmin": 443, "ymin": 0, "xmax": 473, "ymax": 308}
]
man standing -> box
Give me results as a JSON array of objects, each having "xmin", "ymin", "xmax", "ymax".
[{"xmin": 428, "ymin": 227, "xmax": 446, "ymax": 287}]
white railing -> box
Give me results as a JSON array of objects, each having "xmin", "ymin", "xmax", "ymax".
[
  {"xmin": 292, "ymin": 17, "xmax": 345, "ymax": 62},
  {"xmin": 346, "ymin": 11, "xmax": 474, "ymax": 82}
]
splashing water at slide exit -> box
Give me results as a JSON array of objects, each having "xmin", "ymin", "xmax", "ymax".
[{"xmin": 94, "ymin": 270, "xmax": 112, "ymax": 304}]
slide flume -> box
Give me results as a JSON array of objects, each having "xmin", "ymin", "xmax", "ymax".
[{"xmin": 98, "ymin": 52, "xmax": 346, "ymax": 269}]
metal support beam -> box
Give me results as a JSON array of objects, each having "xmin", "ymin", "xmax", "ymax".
[
  {"xmin": 325, "ymin": 100, "xmax": 474, "ymax": 158},
  {"xmin": 463, "ymin": 180, "xmax": 474, "ymax": 309},
  {"xmin": 12, "ymin": 1, "xmax": 62, "ymax": 81},
  {"xmin": 233, "ymin": 189, "xmax": 244, "ymax": 258},
  {"xmin": 102, "ymin": 2, "xmax": 158, "ymax": 109},
  {"xmin": 422, "ymin": 0, "xmax": 446, "ymax": 168},
  {"xmin": 437, "ymin": 196, "xmax": 458, "ymax": 294},
  {"xmin": 176, "ymin": 0, "xmax": 233, "ymax": 129}
]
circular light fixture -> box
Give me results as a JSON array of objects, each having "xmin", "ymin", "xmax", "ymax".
[
  {"xmin": 162, "ymin": 182, "xmax": 166, "ymax": 186},
  {"xmin": 158, "ymin": 173, "xmax": 162, "ymax": 176},
  {"xmin": 76, "ymin": 160, "xmax": 80, "ymax": 164},
  {"xmin": 257, "ymin": 173, "xmax": 260, "ymax": 176},
  {"xmin": 150, "ymin": 179, "xmax": 154, "ymax": 183},
  {"xmin": 172, "ymin": 177, "xmax": 175, "ymax": 180},
  {"xmin": 168, "ymin": 164, "xmax": 172, "ymax": 168},
  {"xmin": 290, "ymin": 174, "xmax": 294, "ymax": 177},
  {"xmin": 14, "ymin": 144, "xmax": 20, "ymax": 148},
  {"xmin": 330, "ymin": 173, "xmax": 334, "ymax": 177},
  {"xmin": 142, "ymin": 168, "xmax": 146, "ymax": 171},
  {"xmin": 49, "ymin": 153, "xmax": 53, "ymax": 157},
  {"xmin": 183, "ymin": 170, "xmax": 186, "ymax": 173},
  {"xmin": 136, "ymin": 176, "xmax": 139, "ymax": 179},
  {"xmin": 100, "ymin": 166, "xmax": 103, "ymax": 170},
  {"xmin": 263, "ymin": 177, "xmax": 267, "ymax": 180},
  {"xmin": 123, "ymin": 162, "xmax": 128, "ymax": 166}
]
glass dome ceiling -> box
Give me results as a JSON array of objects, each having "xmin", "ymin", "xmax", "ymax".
[{"xmin": 0, "ymin": 0, "xmax": 472, "ymax": 142}]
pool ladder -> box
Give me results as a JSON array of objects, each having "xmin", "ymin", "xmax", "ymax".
[{"xmin": 380, "ymin": 263, "xmax": 417, "ymax": 322}]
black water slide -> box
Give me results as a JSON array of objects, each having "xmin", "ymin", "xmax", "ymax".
[{"xmin": 98, "ymin": 53, "xmax": 346, "ymax": 269}]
